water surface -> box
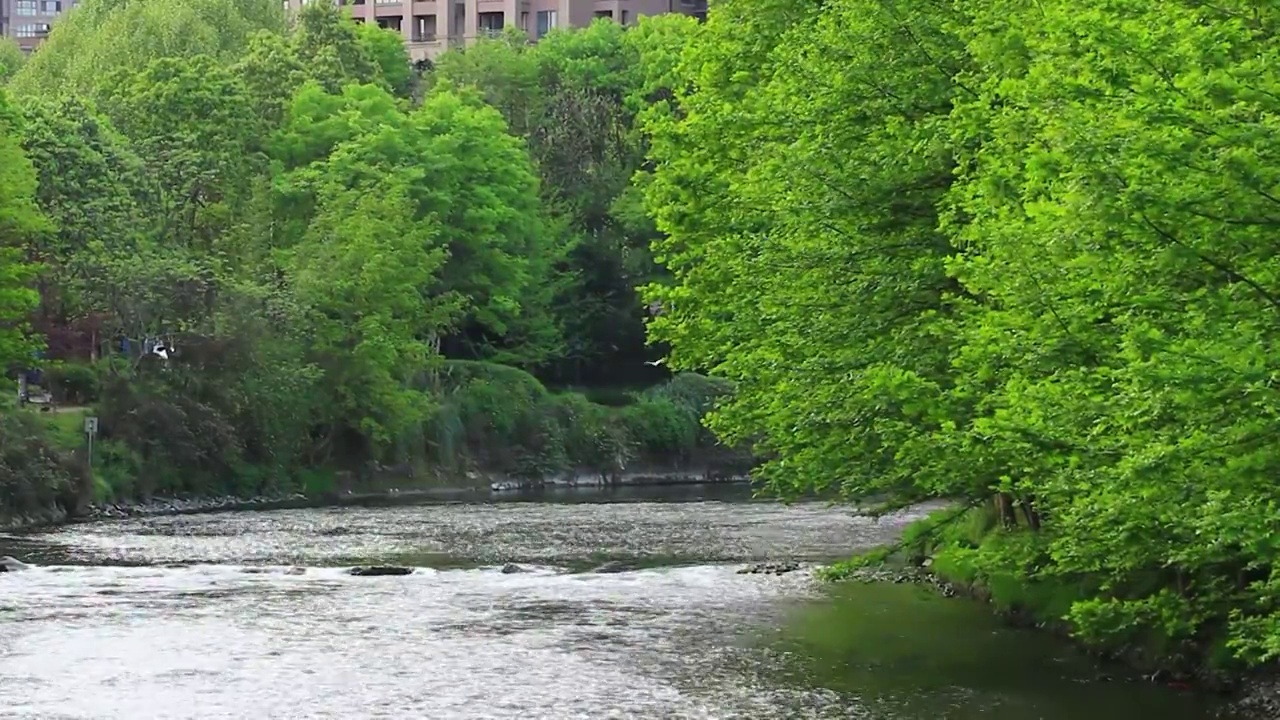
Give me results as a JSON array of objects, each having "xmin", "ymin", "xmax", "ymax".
[{"xmin": 0, "ymin": 486, "xmax": 1240, "ymax": 719}]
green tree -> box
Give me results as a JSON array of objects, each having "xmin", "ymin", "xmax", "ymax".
[
  {"xmin": 290, "ymin": 182, "xmax": 450, "ymax": 450},
  {"xmin": 291, "ymin": 1, "xmax": 379, "ymax": 93},
  {"xmin": 0, "ymin": 89, "xmax": 49, "ymax": 372},
  {"xmin": 9, "ymin": 0, "xmax": 285, "ymax": 99},
  {"xmin": 354, "ymin": 21, "xmax": 415, "ymax": 99},
  {"xmin": 98, "ymin": 55, "xmax": 261, "ymax": 250},
  {"xmin": 275, "ymin": 83, "xmax": 562, "ymax": 360},
  {"xmin": 0, "ymin": 39, "xmax": 24, "ymax": 85},
  {"xmin": 16, "ymin": 97, "xmax": 151, "ymax": 354},
  {"xmin": 641, "ymin": 0, "xmax": 968, "ymax": 502},
  {"xmin": 432, "ymin": 17, "xmax": 701, "ymax": 382},
  {"xmin": 948, "ymin": 0, "xmax": 1280, "ymax": 664}
]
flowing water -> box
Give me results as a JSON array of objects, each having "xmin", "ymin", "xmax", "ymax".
[{"xmin": 0, "ymin": 485, "xmax": 1243, "ymax": 719}]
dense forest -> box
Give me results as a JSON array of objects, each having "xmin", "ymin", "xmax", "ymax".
[
  {"xmin": 641, "ymin": 0, "xmax": 1280, "ymax": 683},
  {"xmin": 4, "ymin": 0, "xmax": 1280, "ymax": 686},
  {"xmin": 0, "ymin": 1, "xmax": 730, "ymax": 517}
]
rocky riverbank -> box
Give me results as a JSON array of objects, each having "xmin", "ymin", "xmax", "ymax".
[
  {"xmin": 486, "ymin": 469, "xmax": 749, "ymax": 492},
  {"xmin": 80, "ymin": 493, "xmax": 313, "ymax": 520},
  {"xmin": 0, "ymin": 471, "xmax": 754, "ymax": 532},
  {"xmin": 830, "ymin": 560, "xmax": 1276, "ymax": 720}
]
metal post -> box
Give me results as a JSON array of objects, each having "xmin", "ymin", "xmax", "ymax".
[{"xmin": 84, "ymin": 416, "xmax": 99, "ymax": 469}]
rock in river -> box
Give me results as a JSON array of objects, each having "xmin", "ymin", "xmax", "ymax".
[
  {"xmin": 736, "ymin": 561, "xmax": 801, "ymax": 576},
  {"xmin": 347, "ymin": 566, "xmax": 414, "ymax": 577},
  {"xmin": 592, "ymin": 560, "xmax": 637, "ymax": 574},
  {"xmin": 500, "ymin": 563, "xmax": 526, "ymax": 574},
  {"xmin": 0, "ymin": 555, "xmax": 30, "ymax": 572}
]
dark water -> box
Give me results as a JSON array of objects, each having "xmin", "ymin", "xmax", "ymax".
[{"xmin": 0, "ymin": 485, "xmax": 1241, "ymax": 719}]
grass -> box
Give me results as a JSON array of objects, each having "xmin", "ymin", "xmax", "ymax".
[{"xmin": 29, "ymin": 404, "xmax": 90, "ymax": 452}]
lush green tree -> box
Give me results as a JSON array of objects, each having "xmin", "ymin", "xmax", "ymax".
[
  {"xmin": 290, "ymin": 181, "xmax": 449, "ymax": 449},
  {"xmin": 0, "ymin": 39, "xmax": 23, "ymax": 85},
  {"xmin": 642, "ymin": 0, "xmax": 968, "ymax": 503},
  {"xmin": 291, "ymin": 1, "xmax": 379, "ymax": 93},
  {"xmin": 432, "ymin": 17, "xmax": 701, "ymax": 382},
  {"xmin": 233, "ymin": 30, "xmax": 309, "ymax": 128},
  {"xmin": 275, "ymin": 83, "xmax": 562, "ymax": 360},
  {"xmin": 636, "ymin": 0, "xmax": 1280, "ymax": 675},
  {"xmin": 9, "ymin": 0, "xmax": 285, "ymax": 99},
  {"xmin": 98, "ymin": 56, "xmax": 261, "ymax": 250},
  {"xmin": 0, "ymin": 89, "xmax": 47, "ymax": 372},
  {"xmin": 353, "ymin": 22, "xmax": 415, "ymax": 99},
  {"xmin": 946, "ymin": 0, "xmax": 1280, "ymax": 665},
  {"xmin": 15, "ymin": 97, "xmax": 151, "ymax": 357}
]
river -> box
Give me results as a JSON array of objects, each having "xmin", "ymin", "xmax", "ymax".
[{"xmin": 0, "ymin": 485, "xmax": 1244, "ymax": 719}]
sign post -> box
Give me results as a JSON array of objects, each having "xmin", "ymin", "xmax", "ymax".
[{"xmin": 84, "ymin": 416, "xmax": 99, "ymax": 468}]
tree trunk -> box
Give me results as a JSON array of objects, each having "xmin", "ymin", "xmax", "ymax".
[
  {"xmin": 1020, "ymin": 495, "xmax": 1042, "ymax": 531},
  {"xmin": 995, "ymin": 492, "xmax": 1017, "ymax": 529}
]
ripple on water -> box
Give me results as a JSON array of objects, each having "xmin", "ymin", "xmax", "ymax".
[
  {"xmin": 0, "ymin": 496, "xmax": 1234, "ymax": 720},
  {"xmin": 19, "ymin": 499, "xmax": 942, "ymax": 568},
  {"xmin": 0, "ymin": 562, "xmax": 857, "ymax": 719}
]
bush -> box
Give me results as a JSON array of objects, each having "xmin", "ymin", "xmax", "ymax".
[
  {"xmin": 618, "ymin": 396, "xmax": 698, "ymax": 458},
  {"xmin": 96, "ymin": 375, "xmax": 242, "ymax": 498},
  {"xmin": 43, "ymin": 362, "xmax": 101, "ymax": 404},
  {"xmin": 0, "ymin": 411, "xmax": 82, "ymax": 519},
  {"xmin": 420, "ymin": 363, "xmax": 728, "ymax": 478}
]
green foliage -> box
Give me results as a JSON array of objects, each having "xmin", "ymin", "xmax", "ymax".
[
  {"xmin": 0, "ymin": 411, "xmax": 79, "ymax": 519},
  {"xmin": 43, "ymin": 362, "xmax": 100, "ymax": 404},
  {"xmin": 0, "ymin": 88, "xmax": 47, "ymax": 373},
  {"xmin": 9, "ymin": 0, "xmax": 285, "ymax": 99},
  {"xmin": 0, "ymin": 39, "xmax": 24, "ymax": 84},
  {"xmin": 421, "ymin": 361, "xmax": 718, "ymax": 479},
  {"xmin": 0, "ymin": 5, "xmax": 728, "ymax": 528},
  {"xmin": 353, "ymin": 22, "xmax": 415, "ymax": 99},
  {"xmin": 431, "ymin": 16, "xmax": 702, "ymax": 382},
  {"xmin": 642, "ymin": 0, "xmax": 1280, "ymax": 675}
]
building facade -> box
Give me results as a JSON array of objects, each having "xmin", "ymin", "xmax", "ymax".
[
  {"xmin": 2, "ymin": 0, "xmax": 705, "ymax": 58},
  {"xmin": 0, "ymin": 0, "xmax": 76, "ymax": 52},
  {"xmin": 286, "ymin": 0, "xmax": 708, "ymax": 62}
]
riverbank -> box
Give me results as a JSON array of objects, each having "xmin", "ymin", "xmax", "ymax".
[
  {"xmin": 0, "ymin": 494, "xmax": 1237, "ymax": 720},
  {"xmin": 824, "ymin": 507, "xmax": 1279, "ymax": 719},
  {"xmin": 0, "ymin": 471, "xmax": 753, "ymax": 532},
  {"xmin": 1, "ymin": 367, "xmax": 752, "ymax": 532}
]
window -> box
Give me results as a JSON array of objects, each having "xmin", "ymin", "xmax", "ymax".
[
  {"xmin": 14, "ymin": 23, "xmax": 50, "ymax": 37},
  {"xmin": 375, "ymin": 0, "xmax": 399, "ymax": 4},
  {"xmin": 534, "ymin": 9, "xmax": 556, "ymax": 39},
  {"xmin": 593, "ymin": 10, "xmax": 613, "ymax": 20},
  {"xmin": 42, "ymin": 0, "xmax": 61, "ymax": 13},
  {"xmin": 413, "ymin": 14, "xmax": 436, "ymax": 40},
  {"xmin": 519, "ymin": 11, "xmax": 528, "ymax": 31},
  {"xmin": 621, "ymin": 10, "xmax": 629, "ymax": 24},
  {"xmin": 376, "ymin": 15, "xmax": 401, "ymax": 31},
  {"xmin": 15, "ymin": 1, "xmax": 37, "ymax": 16},
  {"xmin": 478, "ymin": 11, "xmax": 503, "ymax": 36}
]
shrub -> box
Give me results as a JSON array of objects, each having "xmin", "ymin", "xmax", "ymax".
[
  {"xmin": 619, "ymin": 396, "xmax": 698, "ymax": 458},
  {"xmin": 43, "ymin": 362, "xmax": 101, "ymax": 404},
  {"xmin": 0, "ymin": 411, "xmax": 81, "ymax": 518}
]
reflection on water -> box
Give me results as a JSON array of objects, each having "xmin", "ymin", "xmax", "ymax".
[
  {"xmin": 0, "ymin": 488, "xmax": 1240, "ymax": 719},
  {"xmin": 762, "ymin": 581, "xmax": 1243, "ymax": 720}
]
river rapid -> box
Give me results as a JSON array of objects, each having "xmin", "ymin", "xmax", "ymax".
[{"xmin": 0, "ymin": 485, "xmax": 1244, "ymax": 719}]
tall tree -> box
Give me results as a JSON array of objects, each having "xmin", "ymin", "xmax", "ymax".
[
  {"xmin": 641, "ymin": 0, "xmax": 969, "ymax": 502},
  {"xmin": 0, "ymin": 39, "xmax": 23, "ymax": 85},
  {"xmin": 8, "ymin": 0, "xmax": 285, "ymax": 99},
  {"xmin": 0, "ymin": 89, "xmax": 49, "ymax": 372}
]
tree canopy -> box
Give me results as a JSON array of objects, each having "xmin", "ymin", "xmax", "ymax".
[{"xmin": 641, "ymin": 0, "xmax": 1280, "ymax": 672}]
